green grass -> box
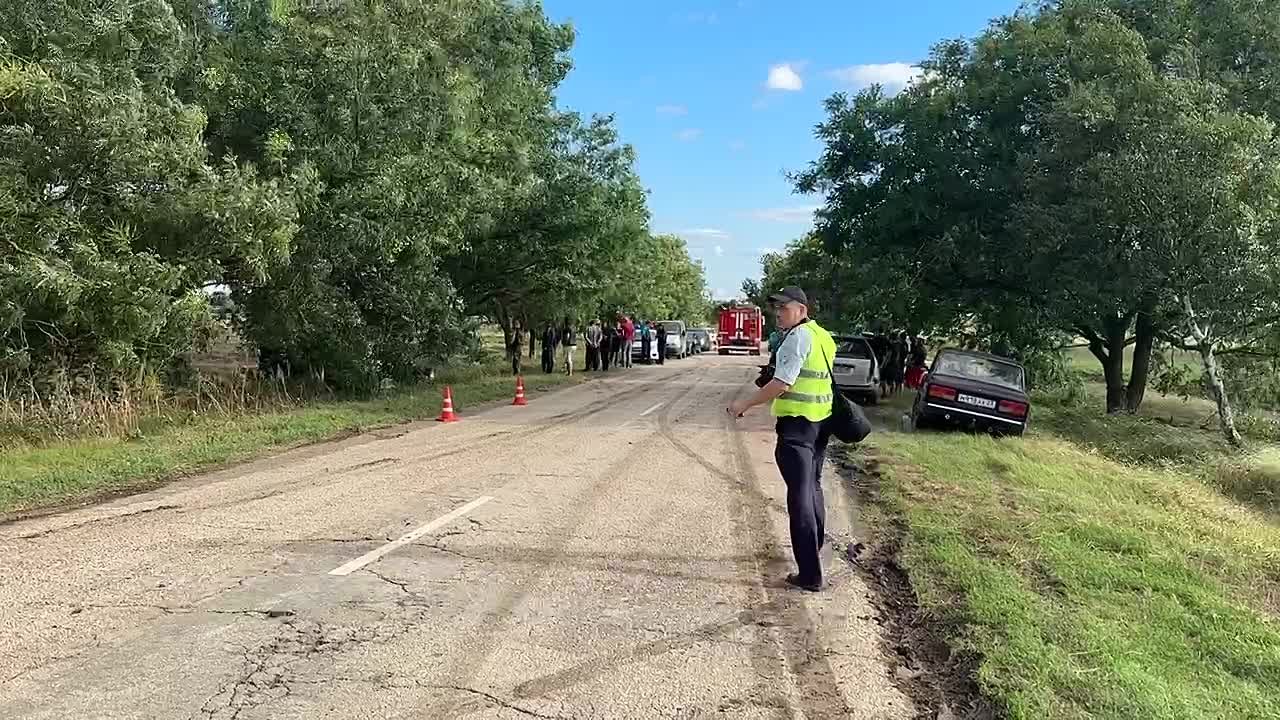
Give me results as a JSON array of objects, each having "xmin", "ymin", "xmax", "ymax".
[
  {"xmin": 864, "ymin": 406, "xmax": 1280, "ymax": 718},
  {"xmin": 1064, "ymin": 344, "xmax": 1200, "ymax": 380},
  {"xmin": 0, "ymin": 355, "xmax": 583, "ymax": 515},
  {"xmin": 1033, "ymin": 382, "xmax": 1280, "ymax": 514}
]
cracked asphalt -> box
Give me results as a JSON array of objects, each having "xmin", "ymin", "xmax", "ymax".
[{"xmin": 0, "ymin": 356, "xmax": 913, "ymax": 719}]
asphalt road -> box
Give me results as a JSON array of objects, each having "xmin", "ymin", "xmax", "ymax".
[{"xmin": 0, "ymin": 355, "xmax": 913, "ymax": 719}]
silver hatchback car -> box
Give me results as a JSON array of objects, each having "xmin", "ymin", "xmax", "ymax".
[{"xmin": 831, "ymin": 334, "xmax": 880, "ymax": 405}]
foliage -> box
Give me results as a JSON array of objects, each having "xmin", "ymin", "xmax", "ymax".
[
  {"xmin": 182, "ymin": 0, "xmax": 574, "ymax": 388},
  {"xmin": 2, "ymin": 0, "xmax": 706, "ymax": 395},
  {"xmin": 598, "ymin": 233, "xmax": 709, "ymax": 323},
  {"xmin": 791, "ymin": 0, "xmax": 1280, "ymax": 416},
  {"xmin": 0, "ymin": 0, "xmax": 297, "ymax": 387}
]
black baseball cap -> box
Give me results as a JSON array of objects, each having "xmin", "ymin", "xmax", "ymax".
[{"xmin": 767, "ymin": 286, "xmax": 808, "ymax": 306}]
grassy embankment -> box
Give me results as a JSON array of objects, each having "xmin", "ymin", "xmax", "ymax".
[
  {"xmin": 0, "ymin": 339, "xmax": 588, "ymax": 516},
  {"xmin": 861, "ymin": 359, "xmax": 1280, "ymax": 719}
]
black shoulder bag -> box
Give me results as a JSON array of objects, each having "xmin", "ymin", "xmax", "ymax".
[{"xmin": 821, "ymin": 346, "xmax": 872, "ymax": 444}]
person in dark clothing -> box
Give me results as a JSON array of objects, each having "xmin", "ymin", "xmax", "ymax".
[
  {"xmin": 541, "ymin": 323, "xmax": 558, "ymax": 374},
  {"xmin": 586, "ymin": 320, "xmax": 603, "ymax": 371},
  {"xmin": 508, "ymin": 322, "xmax": 524, "ymax": 376},
  {"xmin": 640, "ymin": 321, "xmax": 652, "ymax": 364},
  {"xmin": 655, "ymin": 323, "xmax": 667, "ymax": 365},
  {"xmin": 892, "ymin": 331, "xmax": 910, "ymax": 395},
  {"xmin": 601, "ymin": 324, "xmax": 615, "ymax": 371},
  {"xmin": 911, "ymin": 336, "xmax": 927, "ymax": 367}
]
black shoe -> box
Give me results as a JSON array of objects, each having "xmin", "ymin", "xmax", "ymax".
[{"xmin": 785, "ymin": 573, "xmax": 822, "ymax": 592}]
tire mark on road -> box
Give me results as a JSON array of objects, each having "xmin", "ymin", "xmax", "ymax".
[
  {"xmin": 415, "ymin": 370, "xmax": 708, "ymax": 718},
  {"xmin": 187, "ymin": 369, "xmax": 698, "ymax": 514},
  {"xmin": 658, "ymin": 363, "xmax": 854, "ymax": 719}
]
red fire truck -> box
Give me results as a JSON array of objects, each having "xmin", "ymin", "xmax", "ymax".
[{"xmin": 717, "ymin": 304, "xmax": 764, "ymax": 355}]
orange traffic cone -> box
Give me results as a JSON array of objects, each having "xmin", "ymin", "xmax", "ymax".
[
  {"xmin": 512, "ymin": 376, "xmax": 528, "ymax": 406},
  {"xmin": 437, "ymin": 386, "xmax": 459, "ymax": 423}
]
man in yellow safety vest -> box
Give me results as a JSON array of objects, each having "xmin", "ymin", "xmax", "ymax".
[{"xmin": 728, "ymin": 287, "xmax": 837, "ymax": 592}]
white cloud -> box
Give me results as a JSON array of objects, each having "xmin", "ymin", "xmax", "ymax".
[
  {"xmin": 728, "ymin": 139, "xmax": 747, "ymax": 152},
  {"xmin": 676, "ymin": 10, "xmax": 719, "ymax": 24},
  {"xmin": 676, "ymin": 128, "xmax": 703, "ymax": 142},
  {"xmin": 766, "ymin": 63, "xmax": 804, "ymax": 91},
  {"xmin": 657, "ymin": 104, "xmax": 688, "ymax": 117},
  {"xmin": 746, "ymin": 205, "xmax": 821, "ymax": 223},
  {"xmin": 828, "ymin": 62, "xmax": 923, "ymax": 94},
  {"xmin": 679, "ymin": 228, "xmax": 730, "ymax": 240},
  {"xmin": 714, "ymin": 245, "xmax": 725, "ymax": 257}
]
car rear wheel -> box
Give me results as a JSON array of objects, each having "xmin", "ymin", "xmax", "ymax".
[{"xmin": 718, "ymin": 349, "xmax": 728, "ymax": 355}]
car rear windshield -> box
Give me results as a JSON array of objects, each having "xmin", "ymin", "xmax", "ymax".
[
  {"xmin": 935, "ymin": 353, "xmax": 1024, "ymax": 391},
  {"xmin": 835, "ymin": 338, "xmax": 873, "ymax": 359},
  {"xmin": 659, "ymin": 322, "xmax": 682, "ymax": 333}
]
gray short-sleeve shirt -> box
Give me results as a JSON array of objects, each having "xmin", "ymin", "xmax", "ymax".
[{"xmin": 773, "ymin": 326, "xmax": 813, "ymax": 386}]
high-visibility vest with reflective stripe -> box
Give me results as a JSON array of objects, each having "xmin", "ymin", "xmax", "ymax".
[{"xmin": 770, "ymin": 321, "xmax": 836, "ymax": 422}]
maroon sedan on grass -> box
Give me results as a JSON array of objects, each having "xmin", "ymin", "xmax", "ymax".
[{"xmin": 910, "ymin": 349, "xmax": 1030, "ymax": 436}]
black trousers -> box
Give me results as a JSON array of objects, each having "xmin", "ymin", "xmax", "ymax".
[
  {"xmin": 774, "ymin": 415, "xmax": 833, "ymax": 584},
  {"xmin": 586, "ymin": 346, "xmax": 599, "ymax": 371},
  {"xmin": 541, "ymin": 348, "xmax": 554, "ymax": 373}
]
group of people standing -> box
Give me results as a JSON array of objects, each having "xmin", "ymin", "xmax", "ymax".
[
  {"xmin": 872, "ymin": 331, "xmax": 927, "ymax": 398},
  {"xmin": 584, "ymin": 316, "xmax": 634, "ymax": 372},
  {"xmin": 506, "ymin": 315, "xmax": 670, "ymax": 376}
]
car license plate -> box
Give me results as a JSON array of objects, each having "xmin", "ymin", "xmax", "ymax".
[{"xmin": 957, "ymin": 393, "xmax": 996, "ymax": 409}]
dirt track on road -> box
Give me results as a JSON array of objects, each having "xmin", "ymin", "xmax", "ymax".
[{"xmin": 1, "ymin": 356, "xmax": 914, "ymax": 719}]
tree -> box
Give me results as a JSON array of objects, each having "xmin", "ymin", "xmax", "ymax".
[
  {"xmin": 0, "ymin": 0, "xmax": 296, "ymax": 385},
  {"xmin": 795, "ymin": 0, "xmax": 1280, "ymax": 417},
  {"xmin": 185, "ymin": 0, "xmax": 575, "ymax": 387},
  {"xmin": 444, "ymin": 112, "xmax": 650, "ymax": 342}
]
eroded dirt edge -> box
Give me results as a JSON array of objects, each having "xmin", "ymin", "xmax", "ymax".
[{"xmin": 835, "ymin": 449, "xmax": 999, "ymax": 720}]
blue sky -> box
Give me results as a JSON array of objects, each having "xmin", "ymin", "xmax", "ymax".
[{"xmin": 541, "ymin": 0, "xmax": 1022, "ymax": 299}]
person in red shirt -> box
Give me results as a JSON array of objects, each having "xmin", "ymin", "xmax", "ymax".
[{"xmin": 621, "ymin": 315, "xmax": 636, "ymax": 368}]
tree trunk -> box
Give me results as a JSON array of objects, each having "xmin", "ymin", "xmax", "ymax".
[
  {"xmin": 1096, "ymin": 313, "xmax": 1129, "ymax": 414},
  {"xmin": 1125, "ymin": 310, "xmax": 1156, "ymax": 413},
  {"xmin": 1181, "ymin": 295, "xmax": 1243, "ymax": 448},
  {"xmin": 495, "ymin": 300, "xmax": 515, "ymax": 357}
]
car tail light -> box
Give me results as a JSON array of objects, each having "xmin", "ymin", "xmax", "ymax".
[
  {"xmin": 998, "ymin": 400, "xmax": 1028, "ymax": 417},
  {"xmin": 927, "ymin": 384, "xmax": 957, "ymax": 401}
]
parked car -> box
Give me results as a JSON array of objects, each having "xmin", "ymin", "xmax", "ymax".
[
  {"xmin": 910, "ymin": 349, "xmax": 1030, "ymax": 436},
  {"xmin": 831, "ymin": 334, "xmax": 879, "ymax": 405},
  {"xmin": 631, "ymin": 334, "xmax": 660, "ymax": 363},
  {"xmin": 687, "ymin": 328, "xmax": 710, "ymax": 354},
  {"xmin": 657, "ymin": 320, "xmax": 687, "ymax": 358}
]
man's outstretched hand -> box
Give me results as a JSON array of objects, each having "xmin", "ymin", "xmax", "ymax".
[{"xmin": 727, "ymin": 400, "xmax": 750, "ymax": 418}]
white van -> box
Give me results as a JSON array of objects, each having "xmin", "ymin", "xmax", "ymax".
[{"xmin": 657, "ymin": 320, "xmax": 687, "ymax": 359}]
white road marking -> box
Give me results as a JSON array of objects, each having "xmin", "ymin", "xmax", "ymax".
[
  {"xmin": 328, "ymin": 496, "xmax": 493, "ymax": 576},
  {"xmin": 640, "ymin": 402, "xmax": 664, "ymax": 417}
]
